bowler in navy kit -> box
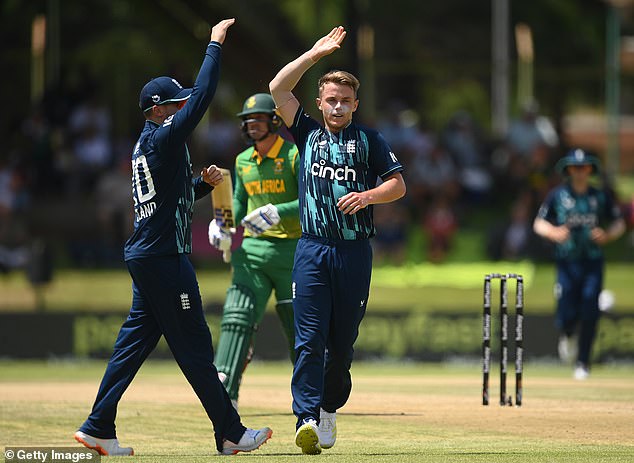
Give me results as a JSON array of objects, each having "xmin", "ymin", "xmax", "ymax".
[
  {"xmin": 270, "ymin": 26, "xmax": 406, "ymax": 454},
  {"xmin": 74, "ymin": 19, "xmax": 272, "ymax": 457},
  {"xmin": 533, "ymin": 149, "xmax": 625, "ymax": 380}
]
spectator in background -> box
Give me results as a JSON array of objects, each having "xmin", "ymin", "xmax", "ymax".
[
  {"xmin": 507, "ymin": 99, "xmax": 558, "ymax": 161},
  {"xmin": 67, "ymin": 94, "xmax": 113, "ymax": 194},
  {"xmin": 372, "ymin": 202, "xmax": 409, "ymax": 265},
  {"xmin": 378, "ymin": 105, "xmax": 435, "ymax": 221},
  {"xmin": 422, "ymin": 195, "xmax": 458, "ymax": 263},
  {"xmin": 524, "ymin": 142, "xmax": 557, "ymax": 202},
  {"xmin": 192, "ymin": 107, "xmax": 242, "ymax": 168},
  {"xmin": 408, "ymin": 143, "xmax": 461, "ymax": 218},
  {"xmin": 441, "ymin": 110, "xmax": 492, "ymax": 203},
  {"xmin": 0, "ymin": 159, "xmax": 14, "ymax": 232},
  {"xmin": 624, "ymin": 194, "xmax": 634, "ymax": 230},
  {"xmin": 376, "ymin": 100, "xmax": 423, "ymax": 163},
  {"xmin": 486, "ymin": 192, "xmax": 537, "ymax": 261},
  {"xmin": 19, "ymin": 105, "xmax": 65, "ymax": 196},
  {"xmin": 0, "ymin": 153, "xmax": 30, "ymax": 272},
  {"xmin": 500, "ymin": 100, "xmax": 559, "ymax": 197},
  {"xmin": 623, "ymin": 194, "xmax": 634, "ymax": 257},
  {"xmin": 95, "ymin": 155, "xmax": 134, "ymax": 265},
  {"xmin": 0, "ymin": 156, "xmax": 28, "ymax": 220}
]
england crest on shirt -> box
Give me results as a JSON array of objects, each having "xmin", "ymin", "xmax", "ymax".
[{"xmin": 346, "ymin": 140, "xmax": 356, "ymax": 154}]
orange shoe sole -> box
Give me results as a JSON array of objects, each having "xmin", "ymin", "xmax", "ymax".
[{"xmin": 74, "ymin": 434, "xmax": 135, "ymax": 456}]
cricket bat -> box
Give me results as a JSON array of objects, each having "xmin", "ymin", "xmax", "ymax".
[{"xmin": 211, "ymin": 168, "xmax": 235, "ymax": 263}]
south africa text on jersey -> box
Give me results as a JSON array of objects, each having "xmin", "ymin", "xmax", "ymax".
[
  {"xmin": 135, "ymin": 201, "xmax": 157, "ymax": 222},
  {"xmin": 244, "ymin": 179, "xmax": 287, "ymax": 195}
]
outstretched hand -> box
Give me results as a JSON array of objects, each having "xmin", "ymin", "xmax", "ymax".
[
  {"xmin": 309, "ymin": 26, "xmax": 346, "ymax": 62},
  {"xmin": 210, "ymin": 18, "xmax": 235, "ymax": 44}
]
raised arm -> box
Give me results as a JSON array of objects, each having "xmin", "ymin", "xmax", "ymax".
[
  {"xmin": 269, "ymin": 26, "xmax": 347, "ymax": 126},
  {"xmin": 167, "ymin": 19, "xmax": 235, "ymax": 144},
  {"xmin": 210, "ymin": 18, "xmax": 235, "ymax": 44}
]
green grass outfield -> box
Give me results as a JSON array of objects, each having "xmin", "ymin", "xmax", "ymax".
[
  {"xmin": 1, "ymin": 262, "xmax": 633, "ymax": 314},
  {"xmin": 1, "ymin": 360, "xmax": 633, "ymax": 462}
]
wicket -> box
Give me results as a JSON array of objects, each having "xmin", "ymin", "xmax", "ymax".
[{"xmin": 482, "ymin": 273, "xmax": 524, "ymax": 406}]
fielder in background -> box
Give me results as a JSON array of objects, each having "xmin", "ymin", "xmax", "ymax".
[
  {"xmin": 208, "ymin": 93, "xmax": 300, "ymax": 409},
  {"xmin": 533, "ymin": 148, "xmax": 625, "ymax": 380},
  {"xmin": 74, "ymin": 19, "xmax": 272, "ymax": 457},
  {"xmin": 270, "ymin": 26, "xmax": 406, "ymax": 455}
]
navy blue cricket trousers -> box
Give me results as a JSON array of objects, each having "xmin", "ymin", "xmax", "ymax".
[
  {"xmin": 555, "ymin": 258, "xmax": 604, "ymax": 365},
  {"xmin": 79, "ymin": 254, "xmax": 245, "ymax": 451},
  {"xmin": 291, "ymin": 234, "xmax": 372, "ymax": 428}
]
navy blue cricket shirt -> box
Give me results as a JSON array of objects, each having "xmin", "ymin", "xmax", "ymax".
[
  {"xmin": 289, "ymin": 107, "xmax": 403, "ymax": 240},
  {"xmin": 124, "ymin": 42, "xmax": 222, "ymax": 260}
]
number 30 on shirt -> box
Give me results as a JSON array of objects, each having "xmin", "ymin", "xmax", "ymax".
[{"xmin": 132, "ymin": 154, "xmax": 156, "ymax": 206}]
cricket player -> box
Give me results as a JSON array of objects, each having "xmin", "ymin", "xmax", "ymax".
[
  {"xmin": 208, "ymin": 92, "xmax": 300, "ymax": 409},
  {"xmin": 270, "ymin": 26, "xmax": 406, "ymax": 454},
  {"xmin": 533, "ymin": 148, "xmax": 625, "ymax": 380},
  {"xmin": 74, "ymin": 19, "xmax": 272, "ymax": 456}
]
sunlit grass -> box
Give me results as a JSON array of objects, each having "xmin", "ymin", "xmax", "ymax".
[{"xmin": 1, "ymin": 360, "xmax": 633, "ymax": 462}]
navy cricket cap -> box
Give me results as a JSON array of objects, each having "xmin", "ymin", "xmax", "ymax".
[
  {"xmin": 139, "ymin": 76, "xmax": 192, "ymax": 112},
  {"xmin": 555, "ymin": 148, "xmax": 600, "ymax": 175}
]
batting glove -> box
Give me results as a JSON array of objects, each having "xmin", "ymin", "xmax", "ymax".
[
  {"xmin": 241, "ymin": 203, "xmax": 280, "ymax": 237},
  {"xmin": 208, "ymin": 219, "xmax": 233, "ymax": 252}
]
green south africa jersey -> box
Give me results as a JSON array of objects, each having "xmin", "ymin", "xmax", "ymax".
[{"xmin": 233, "ymin": 135, "xmax": 301, "ymax": 239}]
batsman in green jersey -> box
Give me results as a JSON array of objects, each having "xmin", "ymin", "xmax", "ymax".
[{"xmin": 208, "ymin": 93, "xmax": 300, "ymax": 408}]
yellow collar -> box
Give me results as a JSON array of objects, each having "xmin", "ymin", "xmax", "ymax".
[{"xmin": 251, "ymin": 136, "xmax": 284, "ymax": 165}]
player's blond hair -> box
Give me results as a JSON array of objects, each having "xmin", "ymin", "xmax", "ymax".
[{"xmin": 318, "ymin": 70, "xmax": 360, "ymax": 98}]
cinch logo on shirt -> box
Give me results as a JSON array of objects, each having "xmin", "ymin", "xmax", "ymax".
[
  {"xmin": 566, "ymin": 213, "xmax": 597, "ymax": 228},
  {"xmin": 311, "ymin": 159, "xmax": 357, "ymax": 182}
]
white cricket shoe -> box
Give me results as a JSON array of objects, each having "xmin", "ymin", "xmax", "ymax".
[
  {"xmin": 220, "ymin": 427, "xmax": 272, "ymax": 455},
  {"xmin": 295, "ymin": 418, "xmax": 321, "ymax": 455},
  {"xmin": 74, "ymin": 431, "xmax": 134, "ymax": 456},
  {"xmin": 318, "ymin": 408, "xmax": 337, "ymax": 449},
  {"xmin": 574, "ymin": 364, "xmax": 590, "ymax": 381},
  {"xmin": 558, "ymin": 335, "xmax": 577, "ymax": 363}
]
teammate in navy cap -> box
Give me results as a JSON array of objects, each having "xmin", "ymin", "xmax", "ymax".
[
  {"xmin": 74, "ymin": 19, "xmax": 272, "ymax": 456},
  {"xmin": 138, "ymin": 76, "xmax": 192, "ymax": 112},
  {"xmin": 533, "ymin": 148, "xmax": 625, "ymax": 380},
  {"xmin": 270, "ymin": 26, "xmax": 405, "ymax": 454}
]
